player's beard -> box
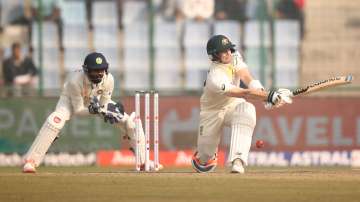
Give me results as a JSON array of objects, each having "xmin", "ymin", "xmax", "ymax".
[
  {"xmin": 86, "ymin": 69, "xmax": 105, "ymax": 84},
  {"xmin": 88, "ymin": 73, "xmax": 104, "ymax": 84}
]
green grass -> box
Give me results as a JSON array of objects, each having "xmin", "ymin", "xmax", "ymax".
[{"xmin": 0, "ymin": 166, "xmax": 359, "ymax": 202}]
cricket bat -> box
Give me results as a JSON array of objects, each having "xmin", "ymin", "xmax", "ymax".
[{"xmin": 292, "ymin": 75, "xmax": 353, "ymax": 96}]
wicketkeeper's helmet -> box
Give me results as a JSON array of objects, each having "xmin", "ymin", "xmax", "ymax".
[
  {"xmin": 82, "ymin": 52, "xmax": 109, "ymax": 84},
  {"xmin": 206, "ymin": 35, "xmax": 236, "ymax": 61}
]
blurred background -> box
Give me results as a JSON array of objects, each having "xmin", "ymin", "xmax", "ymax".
[{"xmin": 0, "ymin": 0, "xmax": 359, "ymax": 168}]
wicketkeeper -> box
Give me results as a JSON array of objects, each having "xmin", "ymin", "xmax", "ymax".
[
  {"xmin": 22, "ymin": 52, "xmax": 161, "ymax": 173},
  {"xmin": 191, "ymin": 35, "xmax": 293, "ymax": 173}
]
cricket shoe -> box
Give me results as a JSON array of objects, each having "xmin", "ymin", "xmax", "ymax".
[
  {"xmin": 23, "ymin": 160, "xmax": 36, "ymax": 173},
  {"xmin": 191, "ymin": 152, "xmax": 217, "ymax": 173},
  {"xmin": 231, "ymin": 158, "xmax": 245, "ymax": 174},
  {"xmin": 140, "ymin": 160, "xmax": 164, "ymax": 171}
]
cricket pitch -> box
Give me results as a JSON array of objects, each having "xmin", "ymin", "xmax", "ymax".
[{"xmin": 0, "ymin": 166, "xmax": 359, "ymax": 202}]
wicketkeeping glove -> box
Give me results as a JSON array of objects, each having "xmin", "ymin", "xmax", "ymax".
[
  {"xmin": 101, "ymin": 102, "xmax": 125, "ymax": 124},
  {"xmin": 88, "ymin": 96, "xmax": 101, "ymax": 114}
]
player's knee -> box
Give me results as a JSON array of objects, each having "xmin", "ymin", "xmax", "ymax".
[
  {"xmin": 117, "ymin": 112, "xmax": 145, "ymax": 143},
  {"xmin": 116, "ymin": 112, "xmax": 135, "ymax": 135},
  {"xmin": 233, "ymin": 102, "xmax": 256, "ymax": 128},
  {"xmin": 46, "ymin": 111, "xmax": 67, "ymax": 130}
]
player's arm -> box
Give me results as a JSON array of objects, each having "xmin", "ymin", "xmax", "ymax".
[
  {"xmin": 231, "ymin": 51, "xmax": 292, "ymax": 107},
  {"xmin": 88, "ymin": 74, "xmax": 115, "ymax": 115},
  {"xmin": 232, "ymin": 51, "xmax": 264, "ymax": 90},
  {"xmin": 89, "ymin": 74, "xmax": 126, "ymax": 124},
  {"xmin": 63, "ymin": 78, "xmax": 89, "ymax": 115},
  {"xmin": 225, "ymin": 87, "xmax": 268, "ymax": 101},
  {"xmin": 99, "ymin": 73, "xmax": 114, "ymax": 106},
  {"xmin": 207, "ymin": 71, "xmax": 266, "ymax": 101},
  {"xmin": 207, "ymin": 71, "xmax": 290, "ymax": 107},
  {"xmin": 226, "ymin": 85, "xmax": 292, "ymax": 108},
  {"xmin": 62, "ymin": 76, "xmax": 88, "ymax": 115}
]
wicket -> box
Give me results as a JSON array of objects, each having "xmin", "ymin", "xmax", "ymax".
[{"xmin": 135, "ymin": 90, "xmax": 160, "ymax": 172}]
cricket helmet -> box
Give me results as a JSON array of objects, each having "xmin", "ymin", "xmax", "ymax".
[
  {"xmin": 82, "ymin": 52, "xmax": 109, "ymax": 84},
  {"xmin": 206, "ymin": 35, "xmax": 236, "ymax": 61}
]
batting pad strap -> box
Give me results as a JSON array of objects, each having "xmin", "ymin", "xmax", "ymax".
[{"xmin": 248, "ymin": 80, "xmax": 264, "ymax": 90}]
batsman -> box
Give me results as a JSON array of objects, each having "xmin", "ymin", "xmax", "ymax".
[
  {"xmin": 22, "ymin": 52, "xmax": 160, "ymax": 173},
  {"xmin": 191, "ymin": 35, "xmax": 293, "ymax": 173}
]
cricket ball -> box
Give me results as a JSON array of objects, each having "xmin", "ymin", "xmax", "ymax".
[{"xmin": 256, "ymin": 140, "xmax": 264, "ymax": 148}]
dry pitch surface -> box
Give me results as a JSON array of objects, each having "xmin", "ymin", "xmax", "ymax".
[{"xmin": 0, "ymin": 166, "xmax": 359, "ymax": 202}]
